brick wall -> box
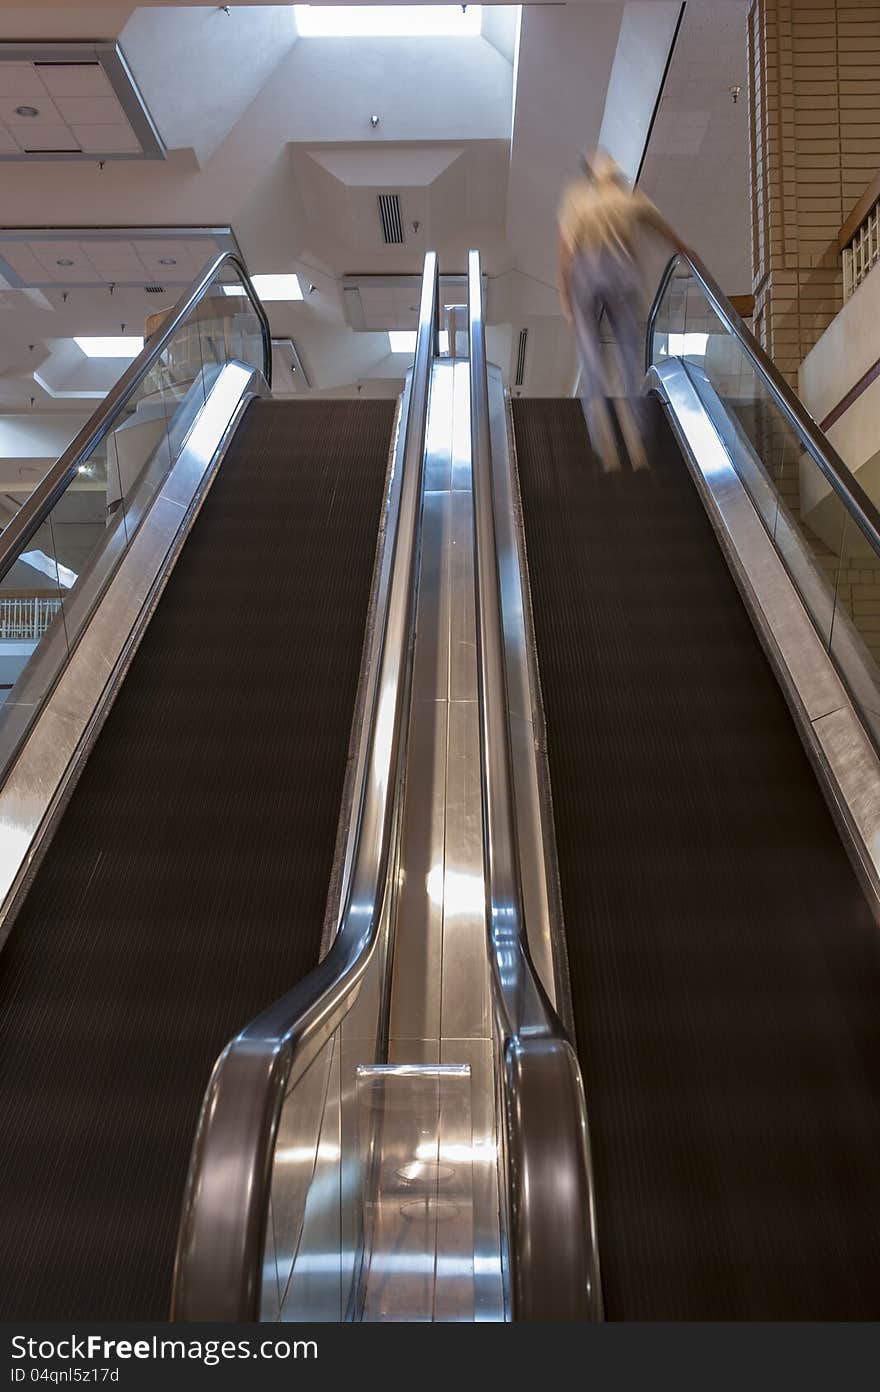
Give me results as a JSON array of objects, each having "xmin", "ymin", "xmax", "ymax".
[{"xmin": 748, "ymin": 0, "xmax": 880, "ymax": 384}]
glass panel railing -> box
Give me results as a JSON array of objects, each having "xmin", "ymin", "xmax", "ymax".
[
  {"xmin": 0, "ymin": 253, "xmax": 270, "ymax": 773},
  {"xmin": 649, "ymin": 257, "xmax": 880, "ymax": 740}
]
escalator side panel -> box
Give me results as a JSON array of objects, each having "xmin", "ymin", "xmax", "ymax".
[
  {"xmin": 0, "ymin": 398, "xmax": 395, "ymax": 1319},
  {"xmin": 513, "ymin": 396, "xmax": 880, "ymax": 1319}
]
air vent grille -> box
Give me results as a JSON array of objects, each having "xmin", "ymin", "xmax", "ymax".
[
  {"xmin": 378, "ymin": 193, "xmax": 404, "ymax": 245},
  {"xmin": 144, "ymin": 284, "xmax": 164, "ymax": 294},
  {"xmin": 514, "ymin": 328, "xmax": 528, "ymax": 387}
]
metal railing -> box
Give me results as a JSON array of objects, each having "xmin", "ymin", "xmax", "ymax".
[
  {"xmin": 0, "ymin": 596, "xmax": 61, "ymax": 640},
  {"xmin": 839, "ymin": 175, "xmax": 880, "ymax": 302},
  {"xmin": 647, "ymin": 250, "xmax": 880, "ymax": 565},
  {"xmin": 0, "ymin": 251, "xmax": 271, "ymax": 589},
  {"xmin": 171, "ymin": 252, "xmax": 440, "ymax": 1321},
  {"xmin": 467, "ymin": 249, "xmax": 603, "ymax": 1321}
]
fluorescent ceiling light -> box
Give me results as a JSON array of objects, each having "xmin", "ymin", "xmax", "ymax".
[
  {"xmin": 388, "ymin": 330, "xmax": 450, "ymax": 353},
  {"xmin": 667, "ymin": 332, "xmax": 709, "ymax": 357},
  {"xmin": 223, "ymin": 275, "xmax": 303, "ymax": 301},
  {"xmin": 294, "ymin": 6, "xmax": 482, "ymax": 38},
  {"xmin": 74, "ymin": 336, "xmax": 144, "ymax": 359}
]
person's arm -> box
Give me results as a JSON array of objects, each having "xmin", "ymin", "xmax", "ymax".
[{"xmin": 636, "ymin": 191, "xmax": 689, "ymax": 256}]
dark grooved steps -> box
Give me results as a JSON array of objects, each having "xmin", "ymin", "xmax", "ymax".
[
  {"xmin": 513, "ymin": 396, "xmax": 880, "ymax": 1319},
  {"xmin": 0, "ymin": 398, "xmax": 394, "ymax": 1319}
]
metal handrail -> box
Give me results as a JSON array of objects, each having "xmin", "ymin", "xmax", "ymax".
[
  {"xmin": 171, "ymin": 252, "xmax": 440, "ymax": 1321},
  {"xmin": 0, "ymin": 251, "xmax": 272, "ymax": 586},
  {"xmin": 646, "ymin": 250, "xmax": 880, "ymax": 562},
  {"xmin": 467, "ymin": 250, "xmax": 602, "ymax": 1321}
]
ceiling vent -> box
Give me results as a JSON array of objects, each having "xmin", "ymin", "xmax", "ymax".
[
  {"xmin": 378, "ymin": 193, "xmax": 404, "ymax": 245},
  {"xmin": 144, "ymin": 284, "xmax": 164, "ymax": 294},
  {"xmin": 514, "ymin": 328, "xmax": 528, "ymax": 387}
]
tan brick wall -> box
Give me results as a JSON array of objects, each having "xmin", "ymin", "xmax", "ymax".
[{"xmin": 748, "ymin": 0, "xmax": 880, "ymax": 384}]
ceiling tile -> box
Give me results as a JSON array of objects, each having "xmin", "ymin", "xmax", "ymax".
[
  {"xmin": 0, "ymin": 94, "xmax": 62, "ymax": 125},
  {"xmin": 0, "ymin": 126, "xmax": 19, "ymax": 153},
  {"xmin": 54, "ymin": 95, "xmax": 125, "ymax": 126},
  {"xmin": 0, "ymin": 63, "xmax": 45, "ymax": 100},
  {"xmin": 72, "ymin": 124, "xmax": 141, "ymax": 154},
  {"xmin": 35, "ymin": 63, "xmax": 114, "ymax": 99},
  {"xmin": 8, "ymin": 124, "xmax": 79, "ymax": 153}
]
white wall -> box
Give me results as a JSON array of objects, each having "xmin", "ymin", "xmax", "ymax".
[{"xmin": 799, "ymin": 266, "xmax": 880, "ymax": 547}]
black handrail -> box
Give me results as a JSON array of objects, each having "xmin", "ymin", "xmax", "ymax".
[
  {"xmin": 0, "ymin": 251, "xmax": 271, "ymax": 585},
  {"xmin": 646, "ymin": 251, "xmax": 880, "ymax": 562},
  {"xmin": 468, "ymin": 250, "xmax": 603, "ymax": 1321},
  {"xmin": 171, "ymin": 252, "xmax": 440, "ymax": 1321}
]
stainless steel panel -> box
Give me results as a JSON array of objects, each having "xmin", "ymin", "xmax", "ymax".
[
  {"xmin": 451, "ymin": 360, "xmax": 472, "ymax": 494},
  {"xmin": 389, "ymin": 697, "xmax": 447, "ymax": 1043},
  {"xmin": 651, "ymin": 360, "xmax": 848, "ymax": 724},
  {"xmin": 441, "ymin": 699, "xmax": 490, "ymax": 1042},
  {"xmin": 652, "ymin": 356, "xmax": 880, "ymax": 913},
  {"xmin": 424, "ymin": 361, "xmax": 454, "ymax": 494},
  {"xmin": 441, "ymin": 1037, "xmax": 504, "ymax": 1322},
  {"xmin": 448, "ymin": 489, "xmax": 477, "ymax": 705},
  {"xmin": 410, "ymin": 491, "xmax": 451, "ymax": 705}
]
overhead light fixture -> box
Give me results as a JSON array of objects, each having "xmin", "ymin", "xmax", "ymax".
[
  {"xmin": 223, "ymin": 274, "xmax": 303, "ymax": 301},
  {"xmin": 15, "ymin": 105, "xmax": 40, "ymax": 118},
  {"xmin": 158, "ymin": 258, "xmax": 177, "ymax": 266},
  {"xmin": 388, "ymin": 329, "xmax": 449, "ymax": 353},
  {"xmin": 56, "ymin": 259, "xmax": 74, "ymax": 267},
  {"xmin": 74, "ymin": 336, "xmax": 145, "ymax": 358},
  {"xmin": 293, "ymin": 6, "xmax": 482, "ymax": 37}
]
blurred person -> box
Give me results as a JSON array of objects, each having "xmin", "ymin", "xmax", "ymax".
[{"xmin": 558, "ymin": 150, "xmax": 686, "ymax": 471}]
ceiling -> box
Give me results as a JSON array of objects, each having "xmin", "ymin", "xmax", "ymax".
[{"xmin": 0, "ymin": 0, "xmax": 754, "ymax": 465}]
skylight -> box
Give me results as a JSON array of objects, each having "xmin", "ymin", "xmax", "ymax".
[
  {"xmin": 388, "ymin": 330, "xmax": 450, "ymax": 354},
  {"xmin": 74, "ymin": 336, "xmax": 144, "ymax": 359},
  {"xmin": 293, "ymin": 6, "xmax": 482, "ymax": 38},
  {"xmin": 223, "ymin": 274, "xmax": 303, "ymax": 302}
]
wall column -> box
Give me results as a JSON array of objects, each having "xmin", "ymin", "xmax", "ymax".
[{"xmin": 748, "ymin": 0, "xmax": 880, "ymax": 384}]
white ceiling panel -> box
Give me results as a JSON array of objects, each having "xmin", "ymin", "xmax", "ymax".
[
  {"xmin": 0, "ymin": 62, "xmax": 43, "ymax": 100},
  {"xmin": 74, "ymin": 124, "xmax": 141, "ymax": 154},
  {"xmin": 54, "ymin": 95, "xmax": 126, "ymax": 126},
  {"xmin": 0, "ymin": 127, "xmax": 18, "ymax": 153},
  {"xmin": 0, "ymin": 94, "xmax": 62, "ymax": 125},
  {"xmin": 36, "ymin": 63, "xmax": 115, "ymax": 99},
  {"xmin": 0, "ymin": 45, "xmax": 163, "ymax": 161},
  {"xmin": 11, "ymin": 125, "xmax": 79, "ymax": 153}
]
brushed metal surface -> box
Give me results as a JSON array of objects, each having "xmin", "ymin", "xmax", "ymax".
[{"xmin": 652, "ymin": 356, "xmax": 880, "ymax": 912}]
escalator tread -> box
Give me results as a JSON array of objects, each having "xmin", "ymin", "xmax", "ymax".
[
  {"xmin": 0, "ymin": 397, "xmax": 394, "ymax": 1319},
  {"xmin": 513, "ymin": 396, "xmax": 880, "ymax": 1319}
]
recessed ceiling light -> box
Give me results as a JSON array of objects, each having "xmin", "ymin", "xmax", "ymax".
[
  {"xmin": 158, "ymin": 258, "xmax": 177, "ymax": 266},
  {"xmin": 15, "ymin": 105, "xmax": 40, "ymax": 118},
  {"xmin": 56, "ymin": 258, "xmax": 74, "ymax": 267},
  {"xmin": 74, "ymin": 335, "xmax": 145, "ymax": 358}
]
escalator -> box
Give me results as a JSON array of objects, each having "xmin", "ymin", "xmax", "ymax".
[
  {"xmin": 507, "ymin": 263, "xmax": 880, "ymax": 1317},
  {"xmin": 0, "ymin": 261, "xmax": 396, "ymax": 1318}
]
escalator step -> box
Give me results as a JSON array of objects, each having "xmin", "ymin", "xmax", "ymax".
[
  {"xmin": 513, "ymin": 395, "xmax": 880, "ymax": 1319},
  {"xmin": 0, "ymin": 398, "xmax": 394, "ymax": 1319}
]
